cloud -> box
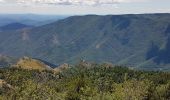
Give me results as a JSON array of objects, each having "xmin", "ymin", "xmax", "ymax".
[
  {"xmin": 15, "ymin": 0, "xmax": 118, "ymax": 5},
  {"xmin": 0, "ymin": 0, "xmax": 150, "ymax": 6},
  {"xmin": 0, "ymin": 0, "xmax": 4, "ymax": 2}
]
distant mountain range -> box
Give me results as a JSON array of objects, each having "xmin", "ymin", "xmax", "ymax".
[
  {"xmin": 0, "ymin": 14, "xmax": 68, "ymax": 27},
  {"xmin": 0, "ymin": 13, "xmax": 170, "ymax": 70},
  {"xmin": 0, "ymin": 23, "xmax": 32, "ymax": 31}
]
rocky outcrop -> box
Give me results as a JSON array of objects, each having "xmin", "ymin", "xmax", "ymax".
[
  {"xmin": 54, "ymin": 63, "xmax": 70, "ymax": 73},
  {"xmin": 0, "ymin": 79, "xmax": 13, "ymax": 90}
]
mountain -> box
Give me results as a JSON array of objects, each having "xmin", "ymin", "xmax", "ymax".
[
  {"xmin": 13, "ymin": 57, "xmax": 52, "ymax": 70},
  {"xmin": 0, "ymin": 23, "xmax": 32, "ymax": 31},
  {"xmin": 0, "ymin": 13, "xmax": 170, "ymax": 70},
  {"xmin": 0, "ymin": 14, "xmax": 68, "ymax": 27}
]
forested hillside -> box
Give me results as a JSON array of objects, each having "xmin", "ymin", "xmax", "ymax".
[
  {"xmin": 0, "ymin": 62, "xmax": 170, "ymax": 100},
  {"xmin": 0, "ymin": 13, "xmax": 170, "ymax": 70},
  {"xmin": 0, "ymin": 14, "xmax": 67, "ymax": 27}
]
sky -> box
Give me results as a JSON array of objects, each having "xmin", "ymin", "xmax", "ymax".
[{"xmin": 0, "ymin": 0, "xmax": 170, "ymax": 15}]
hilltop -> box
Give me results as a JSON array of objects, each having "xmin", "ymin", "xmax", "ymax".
[{"xmin": 13, "ymin": 57, "xmax": 53, "ymax": 70}]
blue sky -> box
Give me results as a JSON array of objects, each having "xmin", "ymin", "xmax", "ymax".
[{"xmin": 0, "ymin": 0, "xmax": 170, "ymax": 15}]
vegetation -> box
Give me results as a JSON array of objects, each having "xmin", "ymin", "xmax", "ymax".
[
  {"xmin": 13, "ymin": 57, "xmax": 52, "ymax": 70},
  {"xmin": 1, "ymin": 14, "xmax": 170, "ymax": 70},
  {"xmin": 0, "ymin": 62, "xmax": 169, "ymax": 100}
]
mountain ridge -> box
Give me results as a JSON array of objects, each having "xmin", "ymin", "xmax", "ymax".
[
  {"xmin": 0, "ymin": 22, "xmax": 32, "ymax": 31},
  {"xmin": 0, "ymin": 13, "xmax": 170, "ymax": 70}
]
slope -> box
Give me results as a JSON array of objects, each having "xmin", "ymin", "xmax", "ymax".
[
  {"xmin": 0, "ymin": 13, "xmax": 170, "ymax": 70},
  {"xmin": 0, "ymin": 23, "xmax": 32, "ymax": 31},
  {"xmin": 13, "ymin": 57, "xmax": 52, "ymax": 70}
]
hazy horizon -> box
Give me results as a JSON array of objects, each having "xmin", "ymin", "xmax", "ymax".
[{"xmin": 0, "ymin": 0, "xmax": 170, "ymax": 15}]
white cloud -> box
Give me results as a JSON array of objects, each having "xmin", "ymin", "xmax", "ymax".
[
  {"xmin": 0, "ymin": 0, "xmax": 151, "ymax": 6},
  {"xmin": 0, "ymin": 0, "xmax": 4, "ymax": 2}
]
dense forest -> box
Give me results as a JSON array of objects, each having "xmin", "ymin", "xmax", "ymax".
[
  {"xmin": 1, "ymin": 14, "xmax": 170, "ymax": 70},
  {"xmin": 0, "ymin": 62, "xmax": 170, "ymax": 100}
]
